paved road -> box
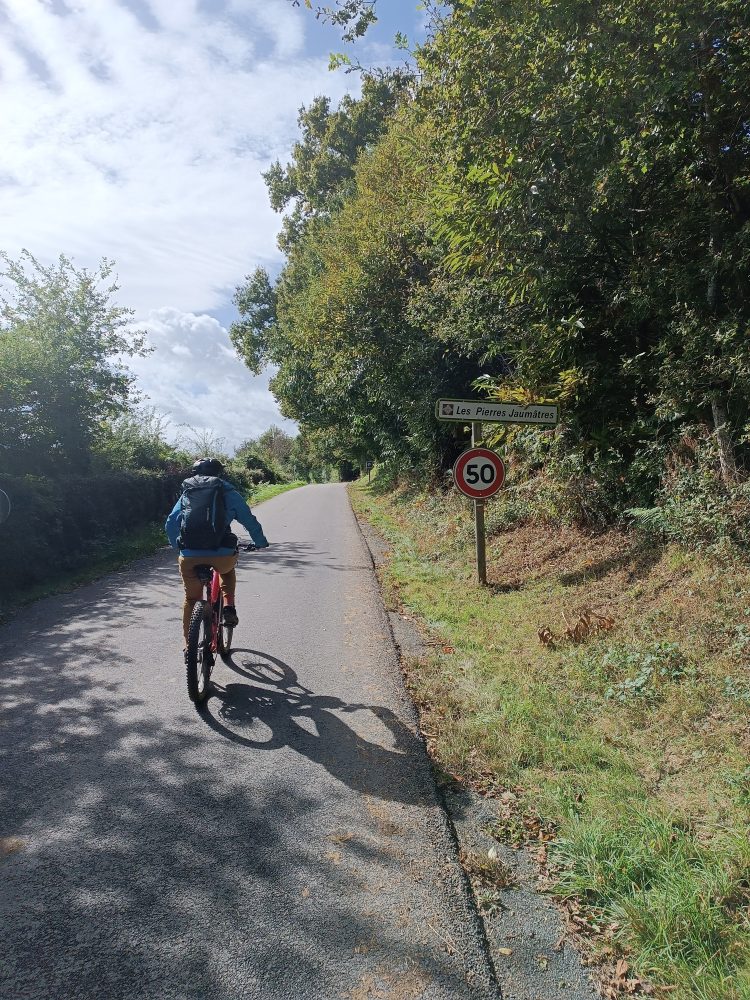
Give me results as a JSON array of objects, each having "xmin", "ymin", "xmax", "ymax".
[{"xmin": 1, "ymin": 484, "xmax": 499, "ymax": 1000}]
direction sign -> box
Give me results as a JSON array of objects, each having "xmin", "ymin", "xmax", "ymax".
[
  {"xmin": 453, "ymin": 448, "xmax": 505, "ymax": 500},
  {"xmin": 436, "ymin": 398, "xmax": 558, "ymax": 426}
]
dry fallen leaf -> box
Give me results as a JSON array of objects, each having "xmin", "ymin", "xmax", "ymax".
[
  {"xmin": 329, "ymin": 831, "xmax": 354, "ymax": 845},
  {"xmin": 0, "ymin": 837, "xmax": 25, "ymax": 858},
  {"xmin": 538, "ymin": 626, "xmax": 555, "ymax": 647},
  {"xmin": 539, "ymin": 607, "xmax": 616, "ymax": 648}
]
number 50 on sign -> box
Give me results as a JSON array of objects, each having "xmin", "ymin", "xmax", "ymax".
[{"xmin": 453, "ymin": 447, "xmax": 505, "ymax": 499}]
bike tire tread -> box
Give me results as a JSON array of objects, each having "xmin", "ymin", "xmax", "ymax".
[{"xmin": 186, "ymin": 602, "xmax": 211, "ymax": 704}]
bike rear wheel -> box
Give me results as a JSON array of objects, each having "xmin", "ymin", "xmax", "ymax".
[{"xmin": 186, "ymin": 601, "xmax": 213, "ymax": 704}]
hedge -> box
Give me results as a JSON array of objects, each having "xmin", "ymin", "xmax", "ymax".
[{"xmin": 0, "ymin": 470, "xmax": 182, "ymax": 598}]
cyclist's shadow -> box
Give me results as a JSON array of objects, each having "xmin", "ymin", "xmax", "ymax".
[{"xmin": 200, "ymin": 650, "xmax": 428, "ymax": 804}]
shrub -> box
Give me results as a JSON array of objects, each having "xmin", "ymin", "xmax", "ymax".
[
  {"xmin": 94, "ymin": 408, "xmax": 180, "ymax": 471},
  {"xmin": 627, "ymin": 465, "xmax": 750, "ymax": 553},
  {"xmin": 0, "ymin": 470, "xmax": 181, "ymax": 598},
  {"xmin": 228, "ymin": 450, "xmax": 280, "ymax": 486}
]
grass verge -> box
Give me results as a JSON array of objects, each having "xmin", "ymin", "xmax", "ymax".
[
  {"xmin": 350, "ymin": 477, "xmax": 750, "ymax": 1000},
  {"xmin": 249, "ymin": 480, "xmax": 307, "ymax": 504}
]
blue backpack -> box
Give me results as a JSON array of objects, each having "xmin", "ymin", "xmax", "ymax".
[{"xmin": 177, "ymin": 475, "xmax": 232, "ymax": 550}]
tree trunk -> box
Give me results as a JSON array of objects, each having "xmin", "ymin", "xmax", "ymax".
[{"xmin": 711, "ymin": 393, "xmax": 738, "ymax": 486}]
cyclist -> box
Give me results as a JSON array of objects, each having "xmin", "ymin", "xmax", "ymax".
[{"xmin": 165, "ymin": 457, "xmax": 269, "ymax": 653}]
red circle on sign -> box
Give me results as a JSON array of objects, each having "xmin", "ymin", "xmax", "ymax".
[{"xmin": 453, "ymin": 448, "xmax": 505, "ymax": 499}]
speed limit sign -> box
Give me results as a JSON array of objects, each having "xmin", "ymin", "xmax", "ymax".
[{"xmin": 453, "ymin": 447, "xmax": 505, "ymax": 499}]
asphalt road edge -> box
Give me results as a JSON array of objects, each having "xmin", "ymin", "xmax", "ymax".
[{"xmin": 348, "ymin": 498, "xmax": 504, "ymax": 999}]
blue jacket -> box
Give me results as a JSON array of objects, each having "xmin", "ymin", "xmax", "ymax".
[{"xmin": 165, "ymin": 479, "xmax": 269, "ymax": 557}]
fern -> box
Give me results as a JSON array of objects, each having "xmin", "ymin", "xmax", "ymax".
[{"xmin": 625, "ymin": 506, "xmax": 668, "ymax": 535}]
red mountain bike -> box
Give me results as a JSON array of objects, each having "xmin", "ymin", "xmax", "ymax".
[{"xmin": 186, "ymin": 544, "xmax": 256, "ymax": 705}]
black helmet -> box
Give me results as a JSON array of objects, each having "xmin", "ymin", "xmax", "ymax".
[{"xmin": 192, "ymin": 457, "xmax": 225, "ymax": 477}]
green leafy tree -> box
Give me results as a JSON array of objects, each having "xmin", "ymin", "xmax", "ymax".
[
  {"xmin": 291, "ymin": 0, "xmax": 377, "ymax": 40},
  {"xmin": 231, "ymin": 268, "xmax": 277, "ymax": 375},
  {"xmin": 232, "ymin": 440, "xmax": 279, "ymax": 485},
  {"xmin": 95, "ymin": 407, "xmax": 179, "ymax": 471},
  {"xmin": 234, "ymin": 106, "xmax": 483, "ymax": 476},
  {"xmin": 252, "ymin": 0, "xmax": 750, "ymax": 514},
  {"xmin": 263, "ymin": 72, "xmax": 410, "ymax": 253},
  {"xmin": 289, "ymin": 428, "xmax": 332, "ymax": 482},
  {"xmin": 420, "ymin": 0, "xmax": 750, "ymax": 495},
  {"xmin": 0, "ymin": 251, "xmax": 148, "ymax": 475},
  {"xmin": 257, "ymin": 425, "xmax": 296, "ymax": 467},
  {"xmin": 232, "ymin": 427, "xmax": 297, "ymax": 483}
]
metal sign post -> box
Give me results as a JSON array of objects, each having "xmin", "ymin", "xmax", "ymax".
[{"xmin": 472, "ymin": 422, "xmax": 486, "ymax": 585}]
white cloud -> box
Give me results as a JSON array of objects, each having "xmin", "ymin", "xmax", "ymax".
[
  {"xmin": 0, "ymin": 0, "xmax": 355, "ymax": 315},
  {"xmin": 0, "ymin": 0, "xmax": 359, "ymax": 436},
  {"xmin": 128, "ymin": 308, "xmax": 297, "ymax": 450}
]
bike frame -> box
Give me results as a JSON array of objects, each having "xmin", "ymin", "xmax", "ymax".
[
  {"xmin": 195, "ymin": 543, "xmax": 254, "ymax": 657},
  {"xmin": 208, "ymin": 569, "xmax": 222, "ymax": 652}
]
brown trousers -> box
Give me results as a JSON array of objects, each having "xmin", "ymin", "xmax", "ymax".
[{"xmin": 178, "ymin": 554, "xmax": 237, "ymax": 642}]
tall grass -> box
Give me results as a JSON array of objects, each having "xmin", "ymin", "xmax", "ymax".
[{"xmin": 553, "ymin": 814, "xmax": 750, "ymax": 998}]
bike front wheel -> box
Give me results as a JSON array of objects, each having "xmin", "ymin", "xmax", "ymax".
[
  {"xmin": 215, "ymin": 592, "xmax": 233, "ymax": 657},
  {"xmin": 218, "ymin": 621, "xmax": 233, "ymax": 657},
  {"xmin": 186, "ymin": 601, "xmax": 213, "ymax": 704}
]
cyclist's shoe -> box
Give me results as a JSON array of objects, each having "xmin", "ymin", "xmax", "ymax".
[{"xmin": 222, "ymin": 605, "xmax": 239, "ymax": 628}]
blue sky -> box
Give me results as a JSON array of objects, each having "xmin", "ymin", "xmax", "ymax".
[{"xmin": 0, "ymin": 0, "xmax": 428, "ymax": 450}]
